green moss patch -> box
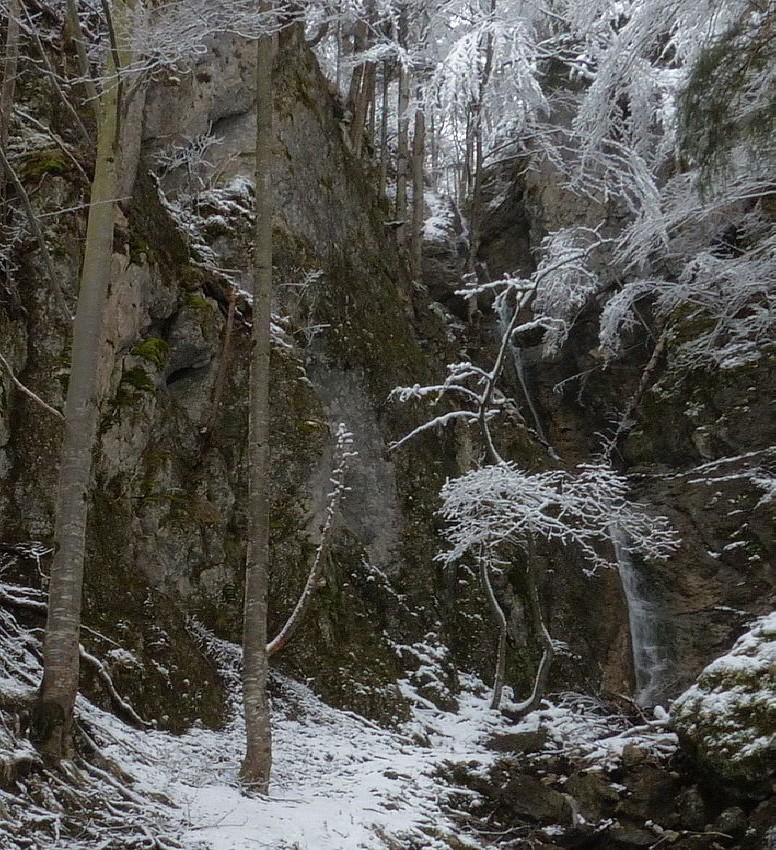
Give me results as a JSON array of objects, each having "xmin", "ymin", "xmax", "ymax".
[{"xmin": 131, "ymin": 338, "xmax": 170, "ymax": 370}]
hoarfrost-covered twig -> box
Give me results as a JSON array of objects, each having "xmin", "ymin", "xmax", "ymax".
[{"xmin": 267, "ymin": 424, "xmax": 357, "ymax": 656}]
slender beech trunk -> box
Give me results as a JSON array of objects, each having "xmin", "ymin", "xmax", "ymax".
[
  {"xmin": 479, "ymin": 551, "xmax": 507, "ymax": 710},
  {"xmin": 241, "ymin": 16, "xmax": 273, "ymax": 792},
  {"xmin": 33, "ymin": 0, "xmax": 134, "ymax": 761},
  {"xmin": 410, "ymin": 105, "xmax": 425, "ymax": 283},
  {"xmin": 378, "ymin": 58, "xmax": 390, "ymax": 197},
  {"xmin": 395, "ymin": 62, "xmax": 410, "ymax": 245}
]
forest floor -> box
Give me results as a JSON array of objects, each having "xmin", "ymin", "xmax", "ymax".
[
  {"xmin": 0, "ymin": 602, "xmax": 677, "ymax": 850},
  {"xmin": 80, "ymin": 633, "xmax": 676, "ymax": 850}
]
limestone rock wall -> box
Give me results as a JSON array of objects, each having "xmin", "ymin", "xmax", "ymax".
[{"xmin": 0, "ymin": 29, "xmax": 482, "ymax": 727}]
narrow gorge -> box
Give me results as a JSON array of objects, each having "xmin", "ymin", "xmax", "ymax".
[{"xmin": 0, "ymin": 2, "xmax": 773, "ymax": 849}]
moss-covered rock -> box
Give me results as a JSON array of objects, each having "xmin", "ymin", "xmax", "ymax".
[
  {"xmin": 131, "ymin": 338, "xmax": 170, "ymax": 370},
  {"xmin": 672, "ymin": 613, "xmax": 776, "ymax": 784}
]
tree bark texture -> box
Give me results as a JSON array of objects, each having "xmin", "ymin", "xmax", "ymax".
[
  {"xmin": 240, "ymin": 18, "xmax": 273, "ymax": 792},
  {"xmin": 34, "ymin": 0, "xmax": 135, "ymax": 761},
  {"xmin": 395, "ymin": 62, "xmax": 410, "ymax": 245},
  {"xmin": 410, "ymin": 106, "xmax": 425, "ymax": 283}
]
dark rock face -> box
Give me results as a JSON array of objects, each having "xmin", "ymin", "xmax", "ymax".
[
  {"xmin": 0, "ymin": 34, "xmax": 465, "ymax": 726},
  {"xmin": 474, "ymin": 153, "xmax": 776, "ymax": 711}
]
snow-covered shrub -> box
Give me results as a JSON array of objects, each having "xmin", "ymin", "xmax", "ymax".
[{"xmin": 671, "ymin": 612, "xmax": 776, "ymax": 783}]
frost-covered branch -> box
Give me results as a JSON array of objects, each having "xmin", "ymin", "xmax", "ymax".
[
  {"xmin": 267, "ymin": 424, "xmax": 357, "ymax": 657},
  {"xmin": 436, "ymin": 463, "xmax": 678, "ymax": 578}
]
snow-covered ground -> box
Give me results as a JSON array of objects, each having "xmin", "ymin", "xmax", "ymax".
[
  {"xmin": 0, "ymin": 589, "xmax": 678, "ymax": 850},
  {"xmin": 82, "ymin": 637, "xmax": 676, "ymax": 850},
  {"xmin": 87, "ymin": 659, "xmax": 512, "ymax": 850}
]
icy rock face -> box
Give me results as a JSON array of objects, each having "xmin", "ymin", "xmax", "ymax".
[{"xmin": 672, "ymin": 613, "xmax": 776, "ymax": 784}]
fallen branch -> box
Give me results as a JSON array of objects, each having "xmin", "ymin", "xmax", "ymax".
[{"xmin": 79, "ymin": 647, "xmax": 153, "ymax": 729}]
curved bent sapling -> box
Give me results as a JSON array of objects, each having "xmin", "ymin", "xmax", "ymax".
[{"xmin": 266, "ymin": 424, "xmax": 357, "ymax": 657}]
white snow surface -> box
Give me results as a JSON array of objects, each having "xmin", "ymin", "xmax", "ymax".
[
  {"xmin": 86, "ymin": 671, "xmax": 508, "ymax": 850},
  {"xmin": 0, "ymin": 603, "xmax": 678, "ymax": 850}
]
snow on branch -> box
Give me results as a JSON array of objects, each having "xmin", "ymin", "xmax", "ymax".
[
  {"xmin": 267, "ymin": 424, "xmax": 357, "ymax": 656},
  {"xmin": 436, "ymin": 462, "xmax": 679, "ymax": 576}
]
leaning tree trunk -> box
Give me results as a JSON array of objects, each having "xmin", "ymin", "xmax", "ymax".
[
  {"xmin": 33, "ymin": 0, "xmax": 134, "ymax": 761},
  {"xmin": 241, "ymin": 12, "xmax": 273, "ymax": 792}
]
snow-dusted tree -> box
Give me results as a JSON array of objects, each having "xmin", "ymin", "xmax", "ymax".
[
  {"xmin": 33, "ymin": 0, "xmax": 148, "ymax": 761},
  {"xmin": 241, "ymin": 1, "xmax": 275, "ymax": 791},
  {"xmin": 438, "ymin": 462, "xmax": 677, "ymax": 709},
  {"xmin": 391, "ymin": 262, "xmax": 678, "ymax": 710}
]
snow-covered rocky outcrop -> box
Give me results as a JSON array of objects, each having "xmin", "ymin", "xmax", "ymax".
[{"xmin": 672, "ymin": 612, "xmax": 776, "ymax": 784}]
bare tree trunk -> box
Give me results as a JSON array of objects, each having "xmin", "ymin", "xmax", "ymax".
[
  {"xmin": 378, "ymin": 58, "xmax": 389, "ymax": 197},
  {"xmin": 465, "ymin": 0, "xmax": 496, "ymax": 280},
  {"xmin": 240, "ymin": 13, "xmax": 273, "ymax": 793},
  {"xmin": 202, "ymin": 286, "xmax": 238, "ymax": 441},
  {"xmin": 410, "ymin": 105, "xmax": 425, "ymax": 283},
  {"xmin": 32, "ymin": 0, "xmax": 138, "ymax": 762},
  {"xmin": 395, "ymin": 62, "xmax": 410, "ymax": 245},
  {"xmin": 479, "ymin": 552, "xmax": 507, "ymax": 710},
  {"xmin": 1, "ymin": 0, "xmax": 20, "ymax": 242},
  {"xmin": 429, "ymin": 109, "xmax": 438, "ymax": 190},
  {"xmin": 0, "ymin": 0, "xmax": 20, "ymax": 162},
  {"xmin": 352, "ymin": 61, "xmax": 376, "ymax": 157},
  {"xmin": 511, "ymin": 540, "xmax": 554, "ymax": 717},
  {"xmin": 65, "ymin": 0, "xmax": 100, "ymax": 122}
]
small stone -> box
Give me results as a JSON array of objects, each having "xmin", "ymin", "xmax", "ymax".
[
  {"xmin": 713, "ymin": 806, "xmax": 747, "ymax": 839},
  {"xmin": 621, "ymin": 743, "xmax": 648, "ymax": 767}
]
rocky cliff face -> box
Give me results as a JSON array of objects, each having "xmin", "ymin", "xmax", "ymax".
[
  {"xmin": 1, "ymin": 29, "xmax": 495, "ymax": 728},
  {"xmin": 2, "ymin": 14, "xmax": 772, "ymax": 750}
]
